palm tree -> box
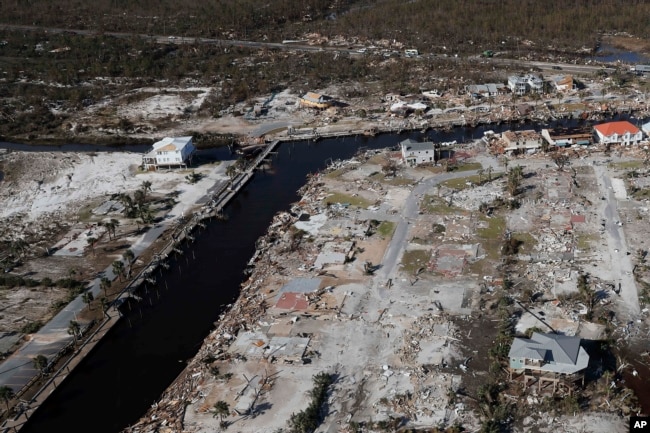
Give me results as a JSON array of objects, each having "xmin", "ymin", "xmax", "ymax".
[
  {"xmin": 507, "ymin": 167, "xmax": 523, "ymax": 196},
  {"xmin": 477, "ymin": 168, "xmax": 484, "ymax": 185},
  {"xmin": 0, "ymin": 386, "xmax": 14, "ymax": 413},
  {"xmin": 226, "ymin": 164, "xmax": 237, "ymax": 179},
  {"xmin": 100, "ymin": 277, "xmax": 112, "ymax": 296},
  {"xmin": 511, "ymin": 165, "xmax": 524, "ymax": 181},
  {"xmin": 68, "ymin": 320, "xmax": 81, "ymax": 344},
  {"xmin": 486, "ymin": 166, "xmax": 493, "ymax": 181},
  {"xmin": 137, "ymin": 205, "xmax": 154, "ymax": 226},
  {"xmin": 213, "ymin": 401, "xmax": 229, "ymax": 421},
  {"xmin": 123, "ymin": 249, "xmax": 135, "ymax": 277},
  {"xmin": 140, "ymin": 180, "xmax": 152, "ymax": 200},
  {"xmin": 112, "ymin": 260, "xmax": 125, "ymax": 282},
  {"xmin": 33, "ymin": 354, "xmax": 48, "ymax": 374},
  {"xmin": 100, "ymin": 296, "xmax": 108, "ymax": 314},
  {"xmin": 118, "ymin": 193, "xmax": 136, "ymax": 218},
  {"xmin": 103, "ymin": 220, "xmax": 115, "ymax": 240},
  {"xmin": 109, "ymin": 218, "xmax": 120, "ymax": 239},
  {"xmin": 122, "ymin": 249, "xmax": 135, "ymax": 264},
  {"xmin": 134, "ymin": 189, "xmax": 146, "ymax": 206},
  {"xmin": 82, "ymin": 291, "xmax": 94, "ymax": 310},
  {"xmin": 86, "ymin": 237, "xmax": 97, "ymax": 256}
]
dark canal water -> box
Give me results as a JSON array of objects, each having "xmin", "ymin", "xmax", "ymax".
[{"xmin": 6, "ymin": 116, "xmax": 649, "ymax": 432}]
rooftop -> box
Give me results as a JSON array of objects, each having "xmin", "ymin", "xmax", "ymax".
[
  {"xmin": 400, "ymin": 138, "xmax": 435, "ymax": 152},
  {"xmin": 509, "ymin": 332, "xmax": 589, "ymax": 374},
  {"xmin": 152, "ymin": 136, "xmax": 193, "ymax": 152},
  {"xmin": 594, "ymin": 121, "xmax": 640, "ymax": 136}
]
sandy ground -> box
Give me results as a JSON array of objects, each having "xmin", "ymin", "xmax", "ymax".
[{"xmin": 0, "ymin": 149, "xmax": 231, "ymax": 337}]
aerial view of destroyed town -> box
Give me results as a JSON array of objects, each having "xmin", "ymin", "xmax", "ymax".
[{"xmin": 3, "ymin": 2, "xmax": 650, "ymax": 433}]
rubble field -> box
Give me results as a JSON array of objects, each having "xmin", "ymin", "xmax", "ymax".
[{"xmin": 125, "ymin": 142, "xmax": 650, "ymax": 433}]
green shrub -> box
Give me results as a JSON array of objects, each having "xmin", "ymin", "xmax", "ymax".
[
  {"xmin": 21, "ymin": 321, "xmax": 43, "ymax": 334},
  {"xmin": 288, "ymin": 372, "xmax": 334, "ymax": 433}
]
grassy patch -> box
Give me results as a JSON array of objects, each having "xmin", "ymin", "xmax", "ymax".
[
  {"xmin": 367, "ymin": 154, "xmax": 388, "ymax": 165},
  {"xmin": 400, "ymin": 249, "xmax": 431, "ymax": 274},
  {"xmin": 476, "ymin": 215, "xmax": 506, "ymax": 240},
  {"xmin": 481, "ymin": 239, "xmax": 502, "ymax": 261},
  {"xmin": 377, "ymin": 221, "xmax": 396, "ymax": 237},
  {"xmin": 440, "ymin": 176, "xmax": 479, "ymax": 190},
  {"xmin": 466, "ymin": 253, "xmax": 495, "ymax": 275},
  {"xmin": 325, "ymin": 168, "xmax": 349, "ymax": 179},
  {"xmin": 576, "ymin": 233, "xmax": 599, "ymax": 251},
  {"xmin": 422, "ymin": 166, "xmax": 446, "ymax": 174},
  {"xmin": 369, "ymin": 172, "xmax": 413, "ymax": 186},
  {"xmin": 452, "ymin": 162, "xmax": 483, "ymax": 172},
  {"xmin": 559, "ymin": 103, "xmax": 589, "ymax": 111},
  {"xmin": 512, "ymin": 232, "xmax": 537, "ymax": 254},
  {"xmin": 77, "ymin": 203, "xmax": 96, "ymax": 222},
  {"xmin": 475, "ymin": 214, "xmax": 509, "ymax": 261},
  {"xmin": 323, "ymin": 191, "xmax": 372, "ymax": 208},
  {"xmin": 439, "ymin": 172, "xmax": 504, "ymax": 190},
  {"xmin": 631, "ymin": 188, "xmax": 650, "ymax": 200},
  {"xmin": 608, "ymin": 160, "xmax": 644, "ymax": 170},
  {"xmin": 420, "ymin": 194, "xmax": 465, "ymax": 214},
  {"xmin": 410, "ymin": 237, "xmax": 431, "ymax": 245}
]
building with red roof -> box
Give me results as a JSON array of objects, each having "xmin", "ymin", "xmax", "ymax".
[{"xmin": 593, "ymin": 121, "xmax": 643, "ymax": 146}]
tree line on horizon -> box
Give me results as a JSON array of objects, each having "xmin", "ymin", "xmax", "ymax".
[{"xmin": 1, "ymin": 0, "xmax": 649, "ymax": 54}]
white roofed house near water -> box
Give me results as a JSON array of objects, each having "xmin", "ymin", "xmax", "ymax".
[{"xmin": 142, "ymin": 136, "xmax": 196, "ymax": 170}]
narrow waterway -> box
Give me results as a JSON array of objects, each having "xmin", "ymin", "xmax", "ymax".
[
  {"xmin": 13, "ymin": 116, "xmax": 649, "ymax": 432},
  {"xmin": 18, "ymin": 134, "xmax": 401, "ymax": 433}
]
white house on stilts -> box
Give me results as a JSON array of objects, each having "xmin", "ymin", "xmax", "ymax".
[{"xmin": 142, "ymin": 136, "xmax": 196, "ymax": 170}]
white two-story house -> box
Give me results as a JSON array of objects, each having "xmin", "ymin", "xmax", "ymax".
[
  {"xmin": 142, "ymin": 136, "xmax": 196, "ymax": 170},
  {"xmin": 593, "ymin": 121, "xmax": 643, "ymax": 146},
  {"xmin": 508, "ymin": 74, "xmax": 544, "ymax": 96},
  {"xmin": 400, "ymin": 138, "xmax": 435, "ymax": 166}
]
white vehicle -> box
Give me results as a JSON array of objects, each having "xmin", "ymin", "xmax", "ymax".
[{"xmin": 404, "ymin": 49, "xmax": 419, "ymax": 57}]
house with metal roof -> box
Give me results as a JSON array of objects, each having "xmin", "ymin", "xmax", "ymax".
[
  {"xmin": 466, "ymin": 83, "xmax": 507, "ymax": 99},
  {"xmin": 593, "ymin": 121, "xmax": 643, "ymax": 146},
  {"xmin": 400, "ymin": 138, "xmax": 436, "ymax": 166},
  {"xmin": 509, "ymin": 332, "xmax": 589, "ymax": 375},
  {"xmin": 142, "ymin": 136, "xmax": 195, "ymax": 170}
]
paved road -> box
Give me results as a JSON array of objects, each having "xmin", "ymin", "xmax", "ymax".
[
  {"xmin": 593, "ymin": 164, "xmax": 640, "ymax": 317},
  {"xmin": 379, "ymin": 166, "xmax": 497, "ymax": 281},
  {"xmin": 0, "ymin": 161, "xmax": 229, "ymax": 396},
  {"xmin": 0, "ymin": 225, "xmax": 165, "ymax": 395},
  {"xmin": 0, "ymin": 23, "xmax": 618, "ymax": 75}
]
